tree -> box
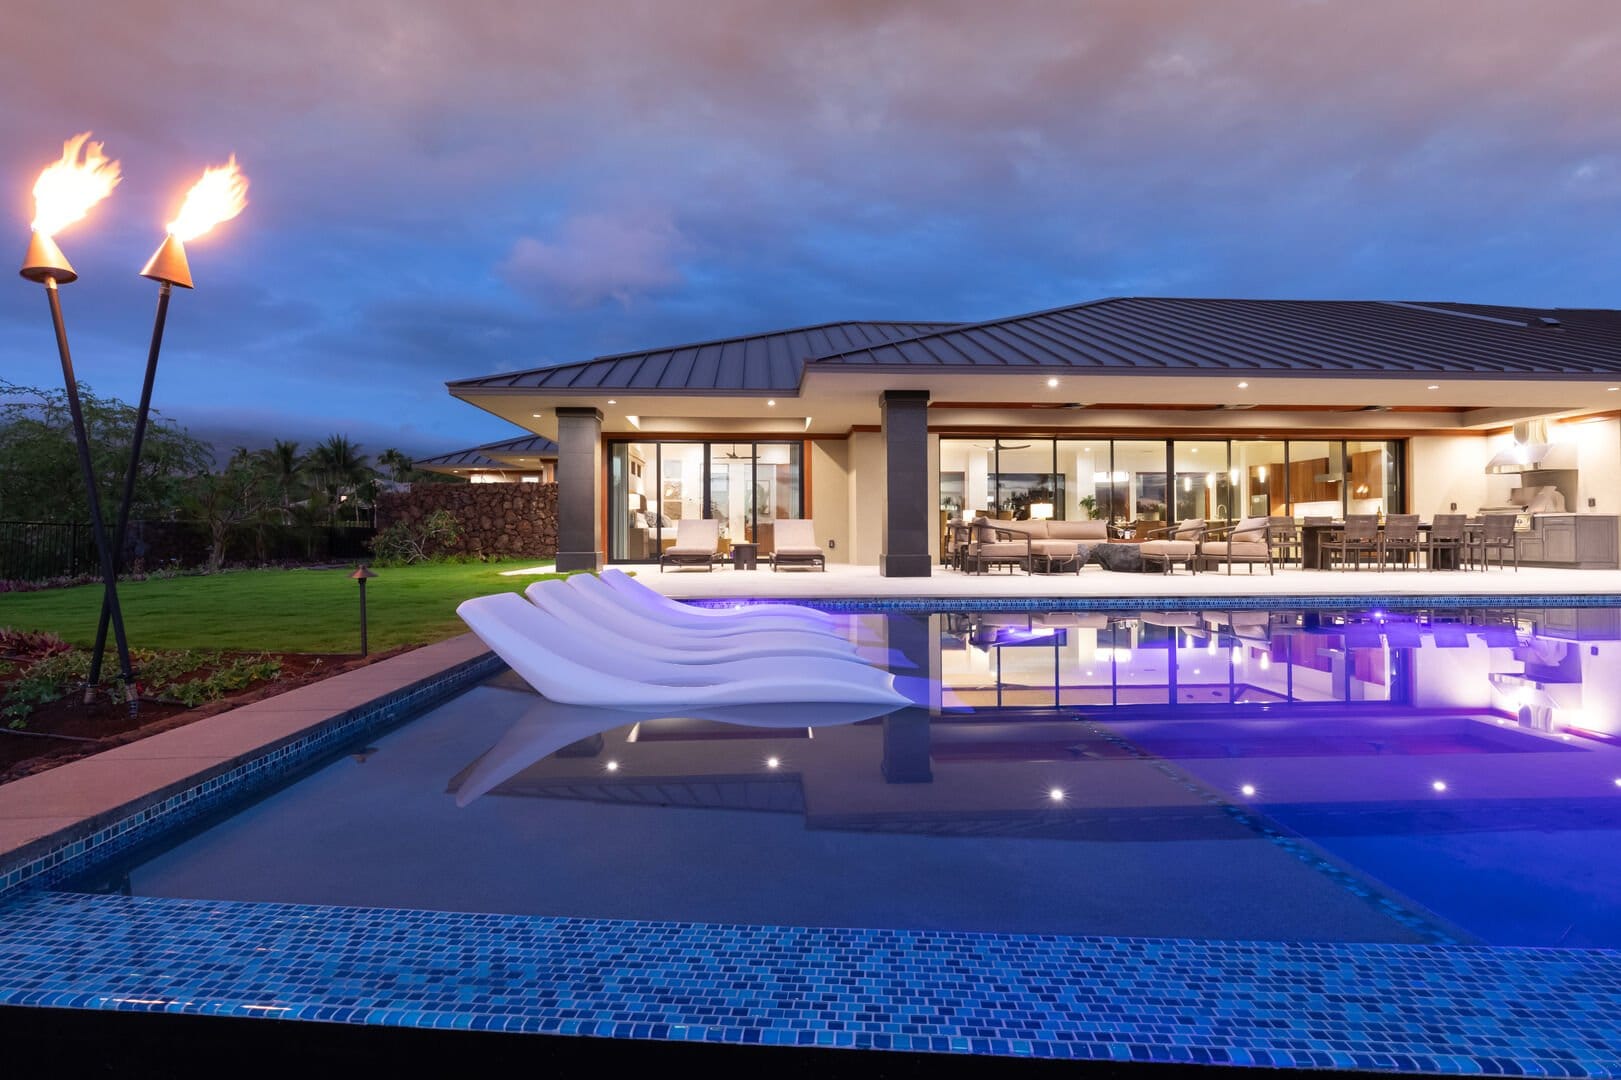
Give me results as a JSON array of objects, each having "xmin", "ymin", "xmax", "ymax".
[
  {"xmin": 0, "ymin": 380, "xmax": 211, "ymax": 523},
  {"xmin": 303, "ymin": 434, "xmax": 373, "ymax": 524},
  {"xmin": 376, "ymin": 447, "xmax": 414, "ymax": 484},
  {"xmin": 254, "ymin": 439, "xmax": 304, "ymax": 523},
  {"xmin": 179, "ymin": 449, "xmax": 276, "ymax": 572}
]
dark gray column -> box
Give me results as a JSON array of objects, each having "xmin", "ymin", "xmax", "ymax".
[
  {"xmin": 880, "ymin": 389, "xmax": 931, "ymax": 577},
  {"xmin": 555, "ymin": 406, "xmax": 603, "ymax": 572},
  {"xmin": 881, "ymin": 612, "xmax": 933, "ymax": 783}
]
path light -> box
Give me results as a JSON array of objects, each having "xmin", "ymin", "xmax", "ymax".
[
  {"xmin": 88, "ymin": 157, "xmax": 249, "ymax": 690},
  {"xmin": 18, "ymin": 134, "xmax": 135, "ymax": 696},
  {"xmin": 351, "ymin": 565, "xmax": 377, "ymax": 657}
]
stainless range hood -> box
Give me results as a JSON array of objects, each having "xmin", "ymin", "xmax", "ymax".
[{"xmin": 1484, "ymin": 419, "xmax": 1579, "ymax": 474}]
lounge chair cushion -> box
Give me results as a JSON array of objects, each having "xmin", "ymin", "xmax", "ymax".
[
  {"xmin": 1046, "ymin": 520, "xmax": 1108, "ymax": 540},
  {"xmin": 1202, "ymin": 540, "xmax": 1268, "ymax": 559},
  {"xmin": 1140, "ymin": 539, "xmax": 1197, "ymax": 557}
]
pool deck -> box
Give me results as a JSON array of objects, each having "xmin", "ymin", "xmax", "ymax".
[
  {"xmin": 3, "ymin": 577, "xmax": 1621, "ymax": 1072},
  {"xmin": 638, "ymin": 561, "xmax": 1621, "ymax": 602}
]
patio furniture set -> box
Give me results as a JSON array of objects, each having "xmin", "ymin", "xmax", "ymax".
[
  {"xmin": 945, "ymin": 513, "xmax": 1525, "ymax": 575},
  {"xmin": 659, "ymin": 518, "xmax": 827, "ymax": 572}
]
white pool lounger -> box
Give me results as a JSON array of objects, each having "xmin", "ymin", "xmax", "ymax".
[
  {"xmin": 457, "ymin": 593, "xmax": 909, "ymax": 708},
  {"xmin": 598, "ymin": 567, "xmax": 835, "ymax": 627},
  {"xmin": 533, "ymin": 579, "xmax": 854, "ymax": 654},
  {"xmin": 453, "ymin": 696, "xmax": 895, "ymax": 807},
  {"xmin": 525, "ymin": 579, "xmax": 859, "ymax": 663}
]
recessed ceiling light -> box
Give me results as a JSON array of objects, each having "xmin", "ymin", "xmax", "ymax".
[
  {"xmin": 1426, "ymin": 384, "xmax": 1440, "ymax": 390},
  {"xmin": 607, "ymin": 399, "xmax": 617, "ymax": 405},
  {"xmin": 766, "ymin": 756, "xmax": 780, "ymax": 769},
  {"xmin": 532, "ymin": 413, "xmax": 542, "ymax": 418},
  {"xmin": 1046, "ymin": 377, "xmax": 1059, "ymax": 388},
  {"xmin": 1609, "ymin": 387, "xmax": 1620, "ymax": 392},
  {"xmin": 767, "ymin": 399, "xmax": 776, "ymax": 406},
  {"xmin": 1236, "ymin": 381, "xmax": 1249, "ymax": 389},
  {"xmin": 605, "ymin": 760, "xmax": 620, "ymax": 772},
  {"xmin": 1431, "ymin": 779, "xmax": 1447, "ymax": 792}
]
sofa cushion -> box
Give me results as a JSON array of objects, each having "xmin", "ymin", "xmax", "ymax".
[
  {"xmin": 1174, "ymin": 518, "xmax": 1205, "ymax": 540},
  {"xmin": 1030, "ymin": 539, "xmax": 1079, "ymax": 557},
  {"xmin": 1046, "ymin": 520, "xmax": 1108, "ymax": 541},
  {"xmin": 996, "ymin": 519, "xmax": 1049, "ymax": 539},
  {"xmin": 1202, "ymin": 540, "xmax": 1268, "ymax": 559},
  {"xmin": 1233, "ymin": 516, "xmax": 1269, "ymax": 539},
  {"xmin": 1140, "ymin": 539, "xmax": 1197, "ymax": 556}
]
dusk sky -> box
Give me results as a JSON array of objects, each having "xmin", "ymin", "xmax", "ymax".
[{"xmin": 3, "ymin": 1, "xmax": 1619, "ymax": 459}]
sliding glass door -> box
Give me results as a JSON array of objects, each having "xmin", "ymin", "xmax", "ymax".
[{"xmin": 608, "ymin": 440, "xmax": 804, "ymax": 561}]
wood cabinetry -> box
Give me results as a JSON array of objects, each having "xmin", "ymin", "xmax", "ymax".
[{"xmin": 1519, "ymin": 514, "xmax": 1619, "ymax": 569}]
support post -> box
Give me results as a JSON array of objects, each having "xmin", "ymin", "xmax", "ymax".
[
  {"xmin": 879, "ymin": 389, "xmax": 931, "ymax": 577},
  {"xmin": 554, "ymin": 407, "xmax": 604, "ymax": 572}
]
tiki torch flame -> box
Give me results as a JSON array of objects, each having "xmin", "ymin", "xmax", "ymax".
[
  {"xmin": 166, "ymin": 156, "xmax": 248, "ymax": 242},
  {"xmin": 30, "ymin": 133, "xmax": 121, "ymax": 237}
]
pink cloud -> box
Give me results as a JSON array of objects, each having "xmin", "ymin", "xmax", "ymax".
[{"xmin": 500, "ymin": 210, "xmax": 686, "ymax": 308}]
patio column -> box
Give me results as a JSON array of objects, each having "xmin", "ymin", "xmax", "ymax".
[
  {"xmin": 555, "ymin": 406, "xmax": 603, "ymax": 572},
  {"xmin": 880, "ymin": 389, "xmax": 931, "ymax": 577}
]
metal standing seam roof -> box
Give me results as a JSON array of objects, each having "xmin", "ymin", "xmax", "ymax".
[
  {"xmin": 802, "ymin": 298, "xmax": 1621, "ymax": 379},
  {"xmin": 415, "ymin": 434, "xmax": 559, "ymax": 470},
  {"xmin": 446, "ymin": 321, "xmax": 960, "ymax": 394}
]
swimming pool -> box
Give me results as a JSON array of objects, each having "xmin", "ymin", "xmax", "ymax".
[{"xmin": 7, "ymin": 601, "xmax": 1621, "ymax": 1072}]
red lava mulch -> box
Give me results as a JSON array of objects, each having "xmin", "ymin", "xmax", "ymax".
[{"xmin": 0, "ymin": 646, "xmax": 420, "ymax": 785}]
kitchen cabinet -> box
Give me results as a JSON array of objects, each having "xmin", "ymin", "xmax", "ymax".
[{"xmin": 1519, "ymin": 514, "xmax": 1619, "ymax": 569}]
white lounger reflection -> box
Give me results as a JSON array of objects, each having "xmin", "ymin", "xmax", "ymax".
[
  {"xmin": 526, "ymin": 579, "xmax": 858, "ymax": 662},
  {"xmin": 453, "ymin": 695, "xmax": 895, "ymax": 806},
  {"xmin": 534, "ymin": 578, "xmax": 853, "ymax": 655},
  {"xmin": 599, "ymin": 567, "xmax": 834, "ymax": 627},
  {"xmin": 457, "ymin": 593, "xmax": 909, "ymax": 708}
]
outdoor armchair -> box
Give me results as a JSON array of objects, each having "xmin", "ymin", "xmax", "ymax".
[
  {"xmin": 1197, "ymin": 516, "xmax": 1274, "ymax": 575},
  {"xmin": 1138, "ymin": 519, "xmax": 1205, "ymax": 575}
]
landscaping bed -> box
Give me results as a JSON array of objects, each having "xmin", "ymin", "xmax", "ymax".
[{"xmin": 0, "ymin": 639, "xmax": 413, "ymax": 782}]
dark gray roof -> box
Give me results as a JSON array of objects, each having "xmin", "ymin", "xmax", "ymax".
[
  {"xmin": 805, "ymin": 298, "xmax": 1621, "ymax": 379},
  {"xmin": 416, "ymin": 434, "xmax": 558, "ymax": 470},
  {"xmin": 447, "ymin": 320, "xmax": 959, "ymax": 394}
]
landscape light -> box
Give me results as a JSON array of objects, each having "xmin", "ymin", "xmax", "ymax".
[{"xmin": 351, "ymin": 565, "xmax": 377, "ymax": 656}]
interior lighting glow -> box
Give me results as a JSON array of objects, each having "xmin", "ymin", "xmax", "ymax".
[
  {"xmin": 1427, "ymin": 384, "xmax": 1440, "ymax": 390},
  {"xmin": 607, "ymin": 399, "xmax": 617, "ymax": 405},
  {"xmin": 1256, "ymin": 465, "xmax": 1267, "ymax": 482},
  {"xmin": 1046, "ymin": 377, "xmax": 1059, "ymax": 388},
  {"xmin": 1236, "ymin": 381, "xmax": 1249, "ymax": 389}
]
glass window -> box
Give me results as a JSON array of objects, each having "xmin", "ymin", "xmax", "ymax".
[
  {"xmin": 991, "ymin": 440, "xmax": 1056, "ymax": 520},
  {"xmin": 1113, "ymin": 441, "xmax": 1167, "ymax": 524},
  {"xmin": 1345, "ymin": 440, "xmax": 1396, "ymax": 516},
  {"xmin": 1287, "ymin": 440, "xmax": 1343, "ymax": 519},
  {"xmin": 1232, "ymin": 440, "xmax": 1286, "ymax": 520},
  {"xmin": 609, "ymin": 442, "xmax": 657, "ymax": 561},
  {"xmin": 1057, "ymin": 439, "xmax": 1108, "ymax": 523},
  {"xmin": 1172, "ymin": 441, "xmax": 1229, "ymax": 522}
]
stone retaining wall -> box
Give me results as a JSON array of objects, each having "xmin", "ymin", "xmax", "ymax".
[{"xmin": 375, "ymin": 483, "xmax": 558, "ymax": 559}]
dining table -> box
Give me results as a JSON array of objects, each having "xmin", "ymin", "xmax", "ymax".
[{"xmin": 1299, "ymin": 520, "xmax": 1480, "ymax": 570}]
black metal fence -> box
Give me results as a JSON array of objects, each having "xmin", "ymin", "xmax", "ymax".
[{"xmin": 0, "ymin": 520, "xmax": 377, "ymax": 582}]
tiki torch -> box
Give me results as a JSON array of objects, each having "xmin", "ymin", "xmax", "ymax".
[
  {"xmin": 87, "ymin": 158, "xmax": 249, "ymax": 689},
  {"xmin": 18, "ymin": 134, "xmax": 135, "ymax": 691}
]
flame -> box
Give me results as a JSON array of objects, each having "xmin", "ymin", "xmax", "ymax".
[
  {"xmin": 30, "ymin": 132, "xmax": 122, "ymax": 237},
  {"xmin": 166, "ymin": 156, "xmax": 248, "ymax": 242}
]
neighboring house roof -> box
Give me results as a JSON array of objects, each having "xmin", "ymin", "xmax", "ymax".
[
  {"xmin": 451, "ymin": 299, "xmax": 1621, "ymax": 398},
  {"xmin": 446, "ymin": 320, "xmax": 960, "ymax": 394},
  {"xmin": 416, "ymin": 434, "xmax": 559, "ymax": 471},
  {"xmin": 804, "ymin": 298, "xmax": 1621, "ymax": 379}
]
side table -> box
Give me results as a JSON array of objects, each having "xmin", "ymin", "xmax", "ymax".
[{"xmin": 731, "ymin": 542, "xmax": 759, "ymax": 570}]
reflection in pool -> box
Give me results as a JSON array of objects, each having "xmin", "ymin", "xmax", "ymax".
[{"xmin": 100, "ymin": 605, "xmax": 1621, "ymax": 949}]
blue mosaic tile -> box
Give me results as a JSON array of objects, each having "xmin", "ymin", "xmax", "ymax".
[{"xmin": 0, "ymin": 892, "xmax": 1619, "ymax": 1075}]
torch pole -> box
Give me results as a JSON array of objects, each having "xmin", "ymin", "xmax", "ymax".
[
  {"xmin": 42, "ymin": 276, "xmax": 134, "ymax": 689},
  {"xmin": 87, "ymin": 281, "xmax": 170, "ymax": 691}
]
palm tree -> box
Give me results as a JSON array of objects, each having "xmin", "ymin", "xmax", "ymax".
[
  {"xmin": 255, "ymin": 439, "xmax": 303, "ymax": 522},
  {"xmin": 377, "ymin": 447, "xmax": 414, "ymax": 484},
  {"xmin": 304, "ymin": 435, "xmax": 372, "ymax": 524}
]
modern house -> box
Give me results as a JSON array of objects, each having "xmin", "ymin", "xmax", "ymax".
[
  {"xmin": 414, "ymin": 433, "xmax": 559, "ymax": 484},
  {"xmin": 446, "ymin": 298, "xmax": 1621, "ymax": 573}
]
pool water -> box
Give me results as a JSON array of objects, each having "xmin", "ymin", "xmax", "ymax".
[{"xmin": 78, "ymin": 604, "xmax": 1621, "ymax": 950}]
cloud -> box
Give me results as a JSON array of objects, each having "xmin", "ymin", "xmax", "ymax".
[{"xmin": 500, "ymin": 210, "xmax": 686, "ymax": 308}]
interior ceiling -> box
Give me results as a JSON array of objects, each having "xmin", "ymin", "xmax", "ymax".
[{"xmin": 453, "ymin": 369, "xmax": 1617, "ymax": 441}]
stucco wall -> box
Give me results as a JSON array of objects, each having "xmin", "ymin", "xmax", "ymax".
[
  {"xmin": 810, "ymin": 438, "xmax": 851, "ymax": 563},
  {"xmin": 1409, "ymin": 435, "xmax": 1489, "ymax": 516},
  {"xmin": 1567, "ymin": 417, "xmax": 1621, "ymax": 514},
  {"xmin": 848, "ymin": 431, "xmax": 886, "ymax": 566}
]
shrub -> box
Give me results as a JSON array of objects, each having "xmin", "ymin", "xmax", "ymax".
[{"xmin": 368, "ymin": 509, "xmax": 461, "ymax": 565}]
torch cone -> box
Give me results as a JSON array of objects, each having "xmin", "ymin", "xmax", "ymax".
[
  {"xmin": 20, "ymin": 231, "xmax": 76, "ymax": 284},
  {"xmin": 139, "ymin": 232, "xmax": 193, "ymax": 288}
]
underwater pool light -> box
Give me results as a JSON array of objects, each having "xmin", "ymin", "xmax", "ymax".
[
  {"xmin": 766, "ymin": 756, "xmax": 781, "ymax": 769},
  {"xmin": 1240, "ymin": 784, "xmax": 1257, "ymax": 798},
  {"xmin": 1431, "ymin": 780, "xmax": 1447, "ymax": 793},
  {"xmin": 1048, "ymin": 787, "xmax": 1066, "ymax": 803}
]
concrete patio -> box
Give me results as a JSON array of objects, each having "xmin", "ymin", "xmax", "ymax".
[{"xmin": 632, "ymin": 562, "xmax": 1621, "ymax": 602}]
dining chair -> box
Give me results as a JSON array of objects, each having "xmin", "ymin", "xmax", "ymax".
[
  {"xmin": 1321, "ymin": 514, "xmax": 1380, "ymax": 570},
  {"xmin": 1426, "ymin": 513, "xmax": 1468, "ymax": 571},
  {"xmin": 1379, "ymin": 514, "xmax": 1421, "ymax": 571},
  {"xmin": 1470, "ymin": 514, "xmax": 1520, "ymax": 572}
]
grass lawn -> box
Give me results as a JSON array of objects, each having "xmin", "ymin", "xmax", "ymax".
[{"xmin": 0, "ymin": 560, "xmax": 563, "ymax": 653}]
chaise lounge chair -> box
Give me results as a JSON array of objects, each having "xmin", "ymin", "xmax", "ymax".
[
  {"xmin": 768, "ymin": 519, "xmax": 826, "ymax": 571},
  {"xmin": 659, "ymin": 518, "xmax": 722, "ymax": 572},
  {"xmin": 531, "ymin": 578, "xmax": 857, "ymax": 659},
  {"xmin": 599, "ymin": 567, "xmax": 833, "ymax": 626},
  {"xmin": 457, "ymin": 592, "xmax": 910, "ymax": 707}
]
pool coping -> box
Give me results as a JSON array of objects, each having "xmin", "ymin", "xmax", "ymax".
[{"xmin": 2, "ymin": 605, "xmax": 1621, "ymax": 1075}]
